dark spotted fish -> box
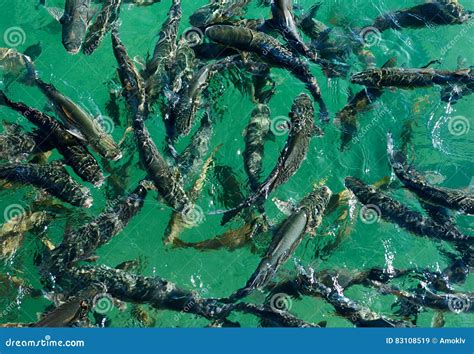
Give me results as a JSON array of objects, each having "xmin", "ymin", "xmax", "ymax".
[
  {"xmin": 351, "ymin": 66, "xmax": 474, "ymax": 89},
  {"xmin": 0, "ymin": 123, "xmax": 51, "ymax": 162},
  {"xmin": 373, "ymin": 0, "xmax": 472, "ymax": 32},
  {"xmin": 111, "ymin": 28, "xmax": 190, "ymax": 211},
  {"xmin": 0, "ymin": 91, "xmax": 104, "ymax": 186},
  {"xmin": 387, "ymin": 133, "xmax": 474, "ymax": 215},
  {"xmin": 227, "ymin": 185, "xmax": 332, "ymax": 301},
  {"xmin": 83, "ymin": 0, "xmax": 122, "ymax": 55},
  {"xmin": 336, "ymin": 87, "xmax": 383, "ymax": 151},
  {"xmin": 35, "ymin": 78, "xmax": 122, "ymax": 161},
  {"xmin": 234, "ymin": 303, "xmax": 320, "ymax": 327},
  {"xmin": 243, "ymin": 104, "xmax": 272, "ymax": 192},
  {"xmin": 220, "ymin": 93, "xmax": 321, "ymax": 223},
  {"xmin": 205, "ymin": 25, "xmax": 329, "ymax": 121},
  {"xmin": 268, "ymin": 0, "xmax": 315, "ymax": 60},
  {"xmin": 0, "ymin": 162, "xmax": 92, "ymax": 208},
  {"xmin": 46, "ymin": 181, "xmax": 149, "ymax": 276},
  {"xmin": 176, "ymin": 112, "xmax": 213, "ymax": 176},
  {"xmin": 344, "ymin": 177, "xmax": 472, "ymax": 244},
  {"xmin": 190, "ymin": 0, "xmax": 251, "ymax": 27},
  {"xmin": 61, "ymin": 0, "xmax": 94, "ymax": 54}
]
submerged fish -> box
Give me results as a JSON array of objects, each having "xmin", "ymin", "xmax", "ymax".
[
  {"xmin": 83, "ymin": 0, "xmax": 122, "ymax": 55},
  {"xmin": 268, "ymin": 0, "xmax": 315, "ymax": 60},
  {"xmin": 221, "ymin": 93, "xmax": 321, "ymax": 223},
  {"xmin": 35, "ymin": 78, "xmax": 122, "ymax": 161},
  {"xmin": 205, "ymin": 25, "xmax": 329, "ymax": 121},
  {"xmin": 0, "ymin": 123, "xmax": 51, "ymax": 162},
  {"xmin": 0, "ymin": 91, "xmax": 104, "ymax": 186},
  {"xmin": 243, "ymin": 104, "xmax": 272, "ymax": 192},
  {"xmin": 46, "ymin": 181, "xmax": 149, "ymax": 276},
  {"xmin": 373, "ymin": 0, "xmax": 473, "ymax": 32},
  {"xmin": 387, "ymin": 133, "xmax": 474, "ymax": 215},
  {"xmin": 351, "ymin": 66, "xmax": 474, "ymax": 90},
  {"xmin": 61, "ymin": 0, "xmax": 95, "ymax": 54},
  {"xmin": 111, "ymin": 28, "xmax": 190, "ymax": 211},
  {"xmin": 0, "ymin": 162, "xmax": 92, "ymax": 208},
  {"xmin": 176, "ymin": 112, "xmax": 213, "ymax": 176},
  {"xmin": 227, "ymin": 185, "xmax": 332, "ymax": 301},
  {"xmin": 190, "ymin": 0, "xmax": 251, "ymax": 27},
  {"xmin": 336, "ymin": 87, "xmax": 383, "ymax": 151},
  {"xmin": 344, "ymin": 177, "xmax": 472, "ymax": 244}
]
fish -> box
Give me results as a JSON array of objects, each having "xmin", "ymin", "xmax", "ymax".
[
  {"xmin": 143, "ymin": 0, "xmax": 181, "ymax": 80},
  {"xmin": 82, "ymin": 0, "xmax": 122, "ymax": 55},
  {"xmin": 60, "ymin": 0, "xmax": 95, "ymax": 54},
  {"xmin": 64, "ymin": 264, "xmax": 233, "ymax": 320},
  {"xmin": 268, "ymin": 0, "xmax": 315, "ymax": 60},
  {"xmin": 189, "ymin": 0, "xmax": 251, "ymax": 27},
  {"xmin": 0, "ymin": 48, "xmax": 36, "ymax": 87},
  {"xmin": 351, "ymin": 66, "xmax": 474, "ymax": 89},
  {"xmin": 111, "ymin": 28, "xmax": 190, "ymax": 211},
  {"xmin": 35, "ymin": 78, "xmax": 122, "ymax": 161},
  {"xmin": 45, "ymin": 181, "xmax": 150, "ymax": 276},
  {"xmin": 297, "ymin": 3, "xmax": 329, "ymax": 42},
  {"xmin": 372, "ymin": 0, "xmax": 473, "ymax": 32},
  {"xmin": 192, "ymin": 43, "xmax": 239, "ymax": 61},
  {"xmin": 220, "ymin": 93, "xmax": 321, "ymax": 224},
  {"xmin": 33, "ymin": 288, "xmax": 97, "ymax": 327},
  {"xmin": 227, "ymin": 185, "xmax": 332, "ymax": 301},
  {"xmin": 1, "ymin": 211, "xmax": 50, "ymax": 259},
  {"xmin": 123, "ymin": 0, "xmax": 161, "ymax": 6},
  {"xmin": 336, "ymin": 87, "xmax": 383, "ymax": 151},
  {"xmin": 176, "ymin": 112, "xmax": 213, "ymax": 176},
  {"xmin": 0, "ymin": 91, "xmax": 104, "ymax": 186},
  {"xmin": 0, "ymin": 123, "xmax": 52, "ymax": 162},
  {"xmin": 169, "ymin": 61, "xmax": 225, "ymax": 139},
  {"xmin": 344, "ymin": 177, "xmax": 472, "ymax": 244},
  {"xmin": 387, "ymin": 133, "xmax": 474, "ymax": 215},
  {"xmin": 205, "ymin": 25, "xmax": 329, "ymax": 121},
  {"xmin": 163, "ymin": 145, "xmax": 220, "ymax": 245},
  {"xmin": 243, "ymin": 104, "xmax": 272, "ymax": 192},
  {"xmin": 0, "ymin": 162, "xmax": 93, "ymax": 208},
  {"xmin": 234, "ymin": 303, "xmax": 320, "ymax": 327},
  {"xmin": 371, "ymin": 281, "xmax": 474, "ymax": 313},
  {"xmin": 23, "ymin": 42, "xmax": 43, "ymax": 61}
]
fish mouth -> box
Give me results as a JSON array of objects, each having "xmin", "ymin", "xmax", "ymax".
[
  {"xmin": 66, "ymin": 46, "xmax": 81, "ymax": 55},
  {"xmin": 111, "ymin": 152, "xmax": 123, "ymax": 161}
]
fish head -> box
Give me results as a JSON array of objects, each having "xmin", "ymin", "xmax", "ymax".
[
  {"xmin": 61, "ymin": 21, "xmax": 85, "ymax": 54},
  {"xmin": 289, "ymin": 93, "xmax": 314, "ymax": 134},
  {"xmin": 301, "ymin": 185, "xmax": 332, "ymax": 234}
]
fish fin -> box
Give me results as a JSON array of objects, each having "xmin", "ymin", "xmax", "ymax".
[
  {"xmin": 65, "ymin": 128, "xmax": 87, "ymax": 142},
  {"xmin": 272, "ymin": 197, "xmax": 296, "ymax": 216},
  {"xmin": 317, "ymin": 320, "xmax": 327, "ymax": 328},
  {"xmin": 265, "ymin": 129, "xmax": 276, "ymax": 142},
  {"xmin": 381, "ymin": 57, "xmax": 397, "ymax": 68},
  {"xmin": 346, "ymin": 87, "xmax": 354, "ymax": 100},
  {"xmin": 311, "ymin": 123, "xmax": 324, "ymax": 137},
  {"xmin": 44, "ymin": 6, "xmax": 64, "ymax": 22},
  {"xmin": 420, "ymin": 59, "xmax": 441, "ymax": 69}
]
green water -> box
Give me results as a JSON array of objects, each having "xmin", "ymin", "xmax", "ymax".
[{"xmin": 0, "ymin": 0, "xmax": 473, "ymax": 327}]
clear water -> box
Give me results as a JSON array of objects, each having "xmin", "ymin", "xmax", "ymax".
[{"xmin": 0, "ymin": 0, "xmax": 473, "ymax": 327}]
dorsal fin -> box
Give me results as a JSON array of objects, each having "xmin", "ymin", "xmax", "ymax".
[{"xmin": 382, "ymin": 57, "xmax": 397, "ymax": 68}]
